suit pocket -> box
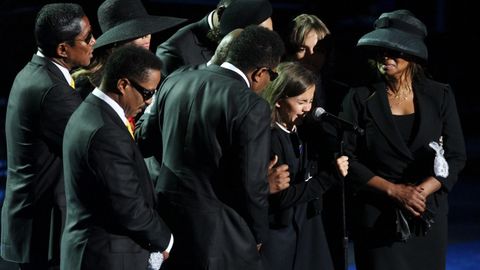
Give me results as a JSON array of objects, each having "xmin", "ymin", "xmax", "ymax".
[{"xmin": 109, "ymin": 235, "xmax": 143, "ymax": 253}]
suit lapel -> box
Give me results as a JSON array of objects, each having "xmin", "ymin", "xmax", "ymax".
[
  {"xmin": 85, "ymin": 94, "xmax": 158, "ymax": 204},
  {"xmin": 366, "ymin": 82, "xmax": 413, "ymax": 159},
  {"xmin": 409, "ymin": 81, "xmax": 433, "ymax": 152}
]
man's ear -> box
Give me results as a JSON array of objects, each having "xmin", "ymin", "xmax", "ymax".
[
  {"xmin": 216, "ymin": 5, "xmax": 226, "ymax": 19},
  {"xmin": 117, "ymin": 78, "xmax": 129, "ymax": 96},
  {"xmin": 251, "ymin": 68, "xmax": 263, "ymax": 83},
  {"xmin": 56, "ymin": 42, "xmax": 69, "ymax": 58}
]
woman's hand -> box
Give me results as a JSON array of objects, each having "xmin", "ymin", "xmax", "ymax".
[{"xmin": 388, "ymin": 184, "xmax": 426, "ymax": 216}]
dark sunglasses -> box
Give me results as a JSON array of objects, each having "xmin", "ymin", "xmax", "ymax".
[
  {"xmin": 264, "ymin": 68, "xmax": 278, "ymax": 81},
  {"xmin": 128, "ymin": 79, "xmax": 156, "ymax": 101},
  {"xmin": 74, "ymin": 31, "xmax": 94, "ymax": 45}
]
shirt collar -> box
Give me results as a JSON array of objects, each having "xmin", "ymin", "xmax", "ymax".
[
  {"xmin": 36, "ymin": 50, "xmax": 73, "ymax": 85},
  {"xmin": 275, "ymin": 122, "xmax": 297, "ymax": 134},
  {"xmin": 220, "ymin": 62, "xmax": 250, "ymax": 87},
  {"xmin": 207, "ymin": 10, "xmax": 215, "ymax": 30},
  {"xmin": 92, "ymin": 87, "xmax": 129, "ymax": 124}
]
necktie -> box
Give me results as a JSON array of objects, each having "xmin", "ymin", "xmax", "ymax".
[
  {"xmin": 70, "ymin": 78, "xmax": 75, "ymax": 89},
  {"xmin": 125, "ymin": 120, "xmax": 134, "ymax": 139}
]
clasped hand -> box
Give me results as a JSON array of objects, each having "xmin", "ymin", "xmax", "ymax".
[{"xmin": 389, "ymin": 184, "xmax": 426, "ymax": 217}]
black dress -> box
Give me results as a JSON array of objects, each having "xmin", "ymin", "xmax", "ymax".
[{"xmin": 262, "ymin": 123, "xmax": 336, "ymax": 270}]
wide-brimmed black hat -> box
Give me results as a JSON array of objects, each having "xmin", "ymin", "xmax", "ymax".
[
  {"xmin": 94, "ymin": 0, "xmax": 187, "ymax": 49},
  {"xmin": 357, "ymin": 9, "xmax": 428, "ymax": 60},
  {"xmin": 219, "ymin": 0, "xmax": 272, "ymax": 37}
]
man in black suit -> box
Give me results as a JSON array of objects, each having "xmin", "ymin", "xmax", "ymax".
[
  {"xmin": 61, "ymin": 45, "xmax": 172, "ymax": 270},
  {"xmin": 155, "ymin": 0, "xmax": 233, "ymax": 76},
  {"xmin": 138, "ymin": 25, "xmax": 285, "ymax": 270},
  {"xmin": 155, "ymin": 0, "xmax": 274, "ymax": 77},
  {"xmin": 1, "ymin": 3, "xmax": 95, "ymax": 269}
]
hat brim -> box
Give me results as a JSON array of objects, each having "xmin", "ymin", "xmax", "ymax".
[
  {"xmin": 357, "ymin": 28, "xmax": 427, "ymax": 60},
  {"xmin": 94, "ymin": 16, "xmax": 187, "ymax": 49}
]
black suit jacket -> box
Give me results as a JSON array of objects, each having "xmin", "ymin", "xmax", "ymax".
[
  {"xmin": 263, "ymin": 126, "xmax": 335, "ymax": 270},
  {"xmin": 340, "ymin": 78, "xmax": 466, "ymax": 269},
  {"xmin": 61, "ymin": 94, "xmax": 171, "ymax": 270},
  {"xmin": 1, "ymin": 54, "xmax": 81, "ymax": 263},
  {"xmin": 155, "ymin": 14, "xmax": 216, "ymax": 76},
  {"xmin": 138, "ymin": 65, "xmax": 269, "ymax": 269}
]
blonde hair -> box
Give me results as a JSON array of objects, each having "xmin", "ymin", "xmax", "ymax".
[{"xmin": 287, "ymin": 14, "xmax": 330, "ymax": 56}]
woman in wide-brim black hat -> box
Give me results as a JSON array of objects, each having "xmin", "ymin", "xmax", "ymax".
[
  {"xmin": 340, "ymin": 9, "xmax": 466, "ymax": 270},
  {"xmin": 73, "ymin": 0, "xmax": 187, "ymax": 100}
]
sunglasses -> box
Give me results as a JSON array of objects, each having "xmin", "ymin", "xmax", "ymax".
[
  {"xmin": 266, "ymin": 68, "xmax": 278, "ymax": 81},
  {"xmin": 74, "ymin": 31, "xmax": 94, "ymax": 45},
  {"xmin": 128, "ymin": 79, "xmax": 156, "ymax": 101},
  {"xmin": 255, "ymin": 66, "xmax": 278, "ymax": 81}
]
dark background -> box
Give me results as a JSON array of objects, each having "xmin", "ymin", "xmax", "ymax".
[{"xmin": 0, "ymin": 0, "xmax": 478, "ymax": 269}]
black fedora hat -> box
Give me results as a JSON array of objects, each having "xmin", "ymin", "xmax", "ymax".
[
  {"xmin": 357, "ymin": 9, "xmax": 428, "ymax": 60},
  {"xmin": 219, "ymin": 0, "xmax": 272, "ymax": 37},
  {"xmin": 94, "ymin": 0, "xmax": 187, "ymax": 49}
]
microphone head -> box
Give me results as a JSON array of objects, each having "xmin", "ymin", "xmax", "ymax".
[{"xmin": 313, "ymin": 107, "xmax": 326, "ymax": 120}]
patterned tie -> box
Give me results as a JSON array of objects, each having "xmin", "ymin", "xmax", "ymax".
[
  {"xmin": 70, "ymin": 78, "xmax": 75, "ymax": 89},
  {"xmin": 125, "ymin": 120, "xmax": 134, "ymax": 139}
]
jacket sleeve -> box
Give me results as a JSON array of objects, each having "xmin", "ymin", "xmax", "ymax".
[
  {"xmin": 339, "ymin": 88, "xmax": 377, "ymax": 187},
  {"xmin": 236, "ymin": 99, "xmax": 271, "ymax": 244},
  {"xmin": 156, "ymin": 42, "xmax": 184, "ymax": 77},
  {"xmin": 436, "ymin": 85, "xmax": 466, "ymax": 191},
  {"xmin": 135, "ymin": 90, "xmax": 163, "ymax": 160},
  {"xmin": 41, "ymin": 83, "xmax": 82, "ymax": 156}
]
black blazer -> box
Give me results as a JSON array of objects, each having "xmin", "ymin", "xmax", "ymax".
[
  {"xmin": 61, "ymin": 94, "xmax": 171, "ymax": 270},
  {"xmin": 1, "ymin": 54, "xmax": 81, "ymax": 263},
  {"xmin": 263, "ymin": 125, "xmax": 335, "ymax": 270},
  {"xmin": 340, "ymin": 78, "xmax": 466, "ymax": 245},
  {"xmin": 139, "ymin": 65, "xmax": 269, "ymax": 269},
  {"xmin": 155, "ymin": 14, "xmax": 216, "ymax": 76}
]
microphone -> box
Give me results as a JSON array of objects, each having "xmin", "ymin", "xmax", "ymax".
[{"xmin": 312, "ymin": 107, "xmax": 364, "ymax": 135}]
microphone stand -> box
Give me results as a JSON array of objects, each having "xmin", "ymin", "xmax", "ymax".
[
  {"xmin": 336, "ymin": 123, "xmax": 363, "ymax": 270},
  {"xmin": 336, "ymin": 130, "xmax": 349, "ymax": 270}
]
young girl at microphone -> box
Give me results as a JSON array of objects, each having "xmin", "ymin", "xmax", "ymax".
[{"xmin": 261, "ymin": 61, "xmax": 349, "ymax": 270}]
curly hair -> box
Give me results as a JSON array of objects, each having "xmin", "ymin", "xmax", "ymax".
[{"xmin": 226, "ymin": 25, "xmax": 285, "ymax": 73}]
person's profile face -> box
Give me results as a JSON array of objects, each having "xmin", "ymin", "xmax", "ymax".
[
  {"xmin": 124, "ymin": 69, "xmax": 160, "ymax": 118},
  {"xmin": 127, "ymin": 34, "xmax": 152, "ymax": 50},
  {"xmin": 295, "ymin": 29, "xmax": 326, "ymax": 72},
  {"xmin": 376, "ymin": 50, "xmax": 410, "ymax": 78},
  {"xmin": 67, "ymin": 16, "xmax": 96, "ymax": 68},
  {"xmin": 276, "ymin": 84, "xmax": 315, "ymax": 127}
]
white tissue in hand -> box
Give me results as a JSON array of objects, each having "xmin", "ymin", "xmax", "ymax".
[
  {"xmin": 429, "ymin": 141, "xmax": 449, "ymax": 178},
  {"xmin": 147, "ymin": 252, "xmax": 163, "ymax": 270}
]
